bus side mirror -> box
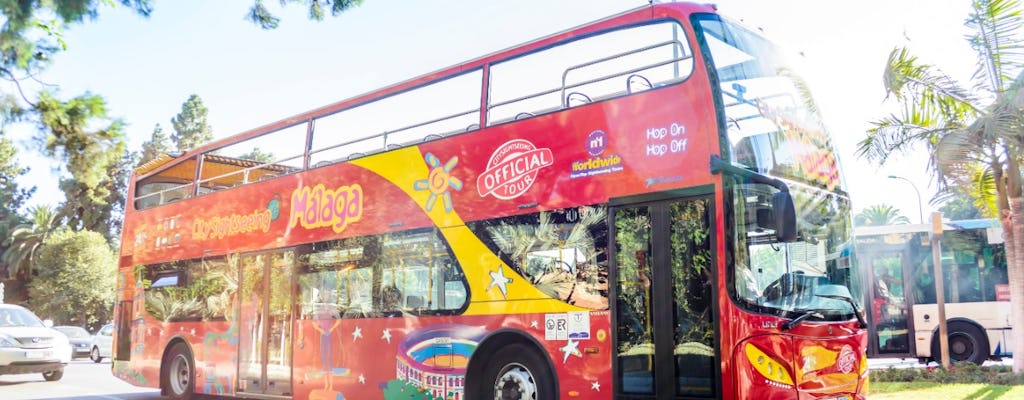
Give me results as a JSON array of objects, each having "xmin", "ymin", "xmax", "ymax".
[{"xmin": 772, "ymin": 191, "xmax": 797, "ymax": 242}]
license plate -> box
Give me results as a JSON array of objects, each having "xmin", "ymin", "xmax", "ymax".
[{"xmin": 24, "ymin": 351, "xmax": 51, "ymax": 359}]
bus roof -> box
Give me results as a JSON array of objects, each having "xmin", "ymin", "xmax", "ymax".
[{"xmin": 854, "ymin": 218, "xmax": 1001, "ymax": 236}]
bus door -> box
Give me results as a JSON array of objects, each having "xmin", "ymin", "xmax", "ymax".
[
  {"xmin": 611, "ymin": 196, "xmax": 718, "ymax": 399},
  {"xmin": 238, "ymin": 250, "xmax": 296, "ymax": 397},
  {"xmin": 867, "ymin": 252, "xmax": 911, "ymax": 356}
]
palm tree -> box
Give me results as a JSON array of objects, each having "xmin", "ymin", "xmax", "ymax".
[
  {"xmin": 856, "ymin": 0, "xmax": 1024, "ymax": 372},
  {"xmin": 854, "ymin": 204, "xmax": 912, "ymax": 227},
  {"xmin": 2, "ymin": 205, "xmax": 61, "ymax": 279}
]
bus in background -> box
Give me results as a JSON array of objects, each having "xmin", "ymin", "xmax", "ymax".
[
  {"xmin": 112, "ymin": 3, "xmax": 867, "ymax": 399},
  {"xmin": 856, "ymin": 219, "xmax": 1012, "ymax": 365}
]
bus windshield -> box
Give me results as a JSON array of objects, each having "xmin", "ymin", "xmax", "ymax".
[
  {"xmin": 696, "ymin": 16, "xmax": 863, "ymax": 318},
  {"xmin": 730, "ymin": 180, "xmax": 858, "ymax": 318}
]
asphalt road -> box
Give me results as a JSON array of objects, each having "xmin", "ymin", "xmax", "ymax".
[{"xmin": 0, "ymin": 358, "xmax": 160, "ymax": 400}]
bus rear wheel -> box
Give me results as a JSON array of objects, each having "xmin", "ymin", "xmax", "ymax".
[
  {"xmin": 163, "ymin": 342, "xmax": 195, "ymax": 399},
  {"xmin": 932, "ymin": 321, "xmax": 989, "ymax": 365},
  {"xmin": 483, "ymin": 343, "xmax": 554, "ymax": 400}
]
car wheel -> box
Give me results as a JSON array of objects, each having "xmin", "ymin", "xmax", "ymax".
[
  {"xmin": 43, "ymin": 370, "xmax": 64, "ymax": 381},
  {"xmin": 163, "ymin": 342, "xmax": 195, "ymax": 399},
  {"xmin": 91, "ymin": 346, "xmax": 103, "ymax": 363}
]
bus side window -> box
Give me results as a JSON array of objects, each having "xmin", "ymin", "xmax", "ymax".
[{"xmin": 378, "ymin": 229, "xmax": 468, "ymax": 315}]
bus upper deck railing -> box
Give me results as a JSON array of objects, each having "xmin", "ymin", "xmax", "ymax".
[
  {"xmin": 559, "ymin": 39, "xmax": 690, "ymax": 107},
  {"xmin": 135, "ymin": 24, "xmax": 695, "ymax": 210}
]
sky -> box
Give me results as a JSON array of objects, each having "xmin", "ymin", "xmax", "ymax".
[{"xmin": 12, "ymin": 0, "xmax": 979, "ymax": 224}]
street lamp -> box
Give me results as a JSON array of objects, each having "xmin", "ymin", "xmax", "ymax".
[{"xmin": 887, "ymin": 175, "xmax": 923, "ymax": 224}]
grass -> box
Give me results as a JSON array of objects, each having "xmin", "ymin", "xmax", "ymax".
[{"xmin": 869, "ymin": 382, "xmax": 1024, "ymax": 399}]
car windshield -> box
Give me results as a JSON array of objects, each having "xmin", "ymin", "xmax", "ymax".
[
  {"xmin": 55, "ymin": 326, "xmax": 90, "ymax": 338},
  {"xmin": 0, "ymin": 307, "xmax": 45, "ymax": 328}
]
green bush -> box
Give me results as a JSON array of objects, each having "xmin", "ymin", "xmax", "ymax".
[{"xmin": 871, "ymin": 362, "xmax": 1024, "ymax": 386}]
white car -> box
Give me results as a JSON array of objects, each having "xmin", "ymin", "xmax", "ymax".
[
  {"xmin": 90, "ymin": 323, "xmax": 114, "ymax": 363},
  {"xmin": 0, "ymin": 304, "xmax": 72, "ymax": 381}
]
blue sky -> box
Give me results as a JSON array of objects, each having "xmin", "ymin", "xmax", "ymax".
[{"xmin": 14, "ymin": 0, "xmax": 977, "ymax": 223}]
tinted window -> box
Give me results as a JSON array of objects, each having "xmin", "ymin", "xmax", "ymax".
[
  {"xmin": 467, "ymin": 205, "xmax": 609, "ymax": 309},
  {"xmin": 142, "ymin": 256, "xmax": 236, "ymax": 322},
  {"xmin": 297, "ymin": 228, "xmax": 468, "ymax": 319}
]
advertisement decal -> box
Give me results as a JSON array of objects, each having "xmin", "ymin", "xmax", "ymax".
[{"xmin": 476, "ymin": 139, "xmax": 553, "ymax": 200}]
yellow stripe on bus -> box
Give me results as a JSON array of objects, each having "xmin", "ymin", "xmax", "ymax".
[{"xmin": 351, "ymin": 147, "xmax": 586, "ymax": 315}]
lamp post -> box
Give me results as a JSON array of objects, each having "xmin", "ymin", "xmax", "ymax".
[{"xmin": 887, "ymin": 175, "xmax": 923, "ymax": 224}]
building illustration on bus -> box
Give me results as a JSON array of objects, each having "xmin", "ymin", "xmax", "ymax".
[{"xmin": 112, "ymin": 3, "xmax": 868, "ymax": 399}]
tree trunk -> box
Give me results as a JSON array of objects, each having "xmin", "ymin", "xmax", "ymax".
[
  {"xmin": 1005, "ymin": 154, "xmax": 1023, "ymax": 374},
  {"xmin": 1006, "ymin": 198, "xmax": 1024, "ymax": 373}
]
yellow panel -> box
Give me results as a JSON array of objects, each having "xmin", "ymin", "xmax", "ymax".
[{"xmin": 350, "ymin": 147, "xmax": 587, "ymax": 315}]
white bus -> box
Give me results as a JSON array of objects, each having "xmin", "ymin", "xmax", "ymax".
[{"xmin": 856, "ymin": 219, "xmax": 1013, "ymax": 364}]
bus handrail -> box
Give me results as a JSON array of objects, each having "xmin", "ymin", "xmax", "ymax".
[
  {"xmin": 307, "ymin": 106, "xmax": 478, "ymax": 163},
  {"xmin": 487, "ymin": 40, "xmax": 691, "ymax": 121},
  {"xmin": 196, "ymin": 153, "xmax": 305, "ymax": 190},
  {"xmin": 560, "ymin": 39, "xmax": 690, "ymax": 106}
]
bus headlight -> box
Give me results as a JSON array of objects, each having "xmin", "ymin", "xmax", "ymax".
[{"xmin": 744, "ymin": 343, "xmax": 794, "ymax": 389}]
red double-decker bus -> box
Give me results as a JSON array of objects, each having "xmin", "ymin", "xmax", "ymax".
[{"xmin": 112, "ymin": 3, "xmax": 867, "ymax": 399}]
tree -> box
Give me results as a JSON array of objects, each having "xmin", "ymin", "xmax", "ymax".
[
  {"xmin": 170, "ymin": 94, "xmax": 213, "ymax": 152},
  {"xmin": 28, "ymin": 229, "xmax": 116, "ymax": 331},
  {"xmin": 0, "ymin": 135, "xmax": 35, "ymax": 215},
  {"xmin": 0, "ymin": 135, "xmax": 35, "ymax": 248},
  {"xmin": 34, "ymin": 90, "xmax": 128, "ymax": 240},
  {"xmin": 139, "ymin": 123, "xmax": 171, "ymax": 165},
  {"xmin": 1, "ymin": 205, "xmax": 60, "ymax": 279},
  {"xmin": 854, "ymin": 204, "xmax": 912, "ymax": 227},
  {"xmin": 857, "ymin": 0, "xmax": 1024, "ymax": 372},
  {"xmin": 238, "ymin": 147, "xmax": 275, "ymax": 163},
  {"xmin": 938, "ymin": 192, "xmax": 985, "ymax": 221},
  {"xmin": 1, "ymin": 1, "xmax": 152, "ymax": 130},
  {"xmin": 247, "ymin": 0, "xmax": 363, "ymax": 29},
  {"xmin": 60, "ymin": 149, "xmax": 137, "ymax": 242}
]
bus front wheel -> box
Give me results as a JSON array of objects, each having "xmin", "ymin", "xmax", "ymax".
[
  {"xmin": 932, "ymin": 321, "xmax": 989, "ymax": 365},
  {"xmin": 483, "ymin": 343, "xmax": 554, "ymax": 400},
  {"xmin": 163, "ymin": 342, "xmax": 195, "ymax": 399}
]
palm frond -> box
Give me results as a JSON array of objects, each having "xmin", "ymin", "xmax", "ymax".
[
  {"xmin": 966, "ymin": 0, "xmax": 1024, "ymax": 96},
  {"xmin": 884, "ymin": 47, "xmax": 982, "ymax": 114},
  {"xmin": 854, "ymin": 204, "xmax": 911, "ymax": 226},
  {"xmin": 859, "ymin": 109, "xmax": 950, "ymax": 164},
  {"xmin": 968, "ymin": 164, "xmax": 1001, "ymax": 217},
  {"xmin": 935, "ymin": 127, "xmax": 987, "ymax": 174}
]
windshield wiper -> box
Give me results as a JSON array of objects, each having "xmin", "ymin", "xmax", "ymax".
[
  {"xmin": 815, "ymin": 292, "xmax": 868, "ymax": 329},
  {"xmin": 780, "ymin": 309, "xmax": 825, "ymax": 331}
]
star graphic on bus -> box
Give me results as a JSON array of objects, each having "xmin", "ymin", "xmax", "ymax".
[
  {"xmin": 352, "ymin": 326, "xmax": 363, "ymax": 342},
  {"xmin": 412, "ymin": 153, "xmax": 462, "ymax": 213},
  {"xmin": 559, "ymin": 338, "xmax": 582, "ymax": 363},
  {"xmin": 488, "ymin": 265, "xmax": 513, "ymax": 299},
  {"xmin": 382, "ymin": 328, "xmax": 392, "ymax": 344}
]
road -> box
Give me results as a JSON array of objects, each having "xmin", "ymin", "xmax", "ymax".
[{"xmin": 0, "ymin": 358, "xmax": 159, "ymax": 400}]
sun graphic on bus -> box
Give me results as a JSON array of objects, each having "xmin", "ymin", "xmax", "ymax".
[{"xmin": 413, "ymin": 153, "xmax": 462, "ymax": 212}]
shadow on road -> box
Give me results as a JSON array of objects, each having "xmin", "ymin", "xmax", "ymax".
[{"xmin": 21, "ymin": 394, "xmax": 159, "ymax": 400}]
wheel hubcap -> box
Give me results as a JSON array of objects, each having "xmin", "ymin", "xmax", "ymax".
[
  {"xmin": 169, "ymin": 354, "xmax": 191, "ymax": 394},
  {"xmin": 950, "ymin": 335, "xmax": 974, "ymax": 359},
  {"xmin": 493, "ymin": 363, "xmax": 537, "ymax": 400}
]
